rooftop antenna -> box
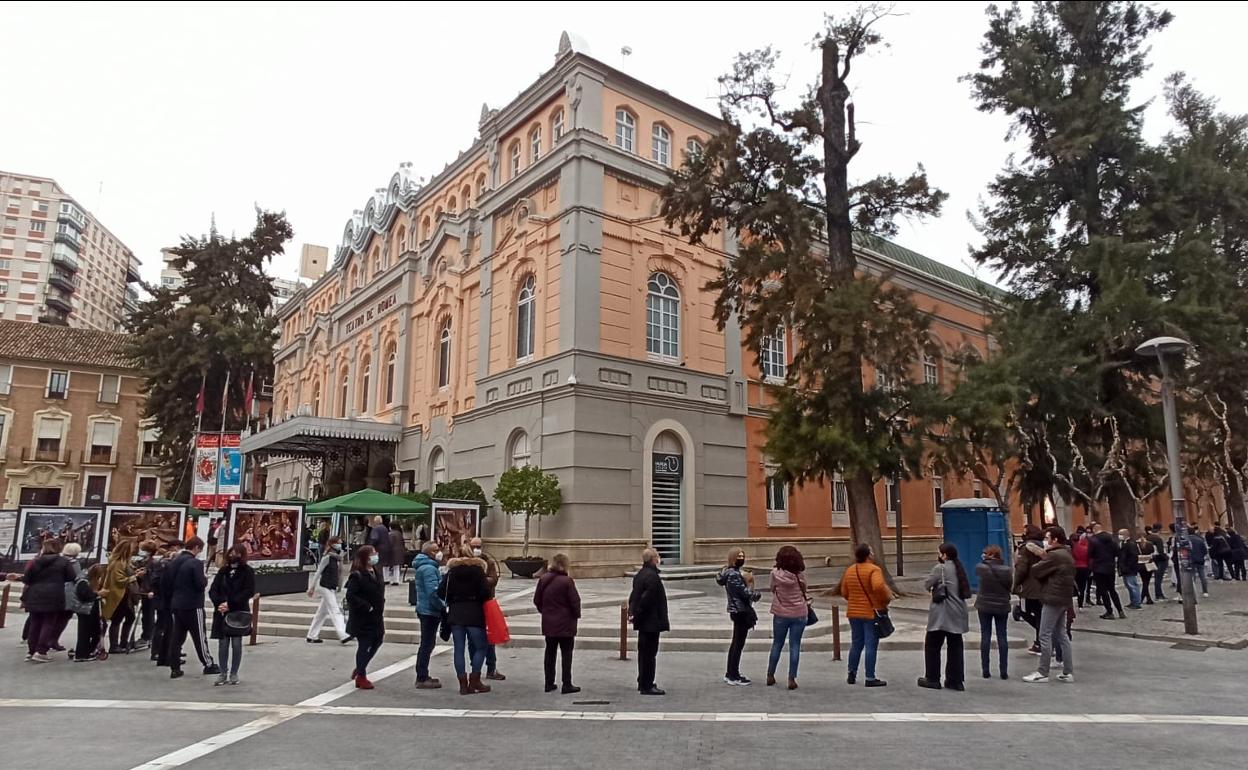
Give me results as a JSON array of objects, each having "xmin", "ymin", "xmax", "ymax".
[{"xmin": 620, "ymin": 45, "xmax": 632, "ymax": 68}]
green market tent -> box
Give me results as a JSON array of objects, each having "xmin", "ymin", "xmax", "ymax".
[
  {"xmin": 305, "ymin": 488, "xmax": 430, "ymax": 515},
  {"xmin": 148, "ymin": 498, "xmax": 207, "ymax": 518}
]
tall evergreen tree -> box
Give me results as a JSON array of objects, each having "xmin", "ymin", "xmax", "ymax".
[
  {"xmin": 965, "ymin": 1, "xmax": 1177, "ymax": 531},
  {"xmin": 662, "ymin": 5, "xmax": 947, "ymax": 582},
  {"xmin": 126, "ymin": 210, "xmax": 292, "ymax": 501}
]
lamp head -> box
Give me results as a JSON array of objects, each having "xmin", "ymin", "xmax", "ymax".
[{"xmin": 1135, "ymin": 336, "xmax": 1190, "ymax": 360}]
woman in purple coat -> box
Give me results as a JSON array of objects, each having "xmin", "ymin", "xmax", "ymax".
[{"xmin": 534, "ymin": 553, "xmax": 582, "ymax": 694}]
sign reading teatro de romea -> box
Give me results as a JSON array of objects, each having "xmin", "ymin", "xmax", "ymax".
[{"xmin": 344, "ymin": 294, "xmax": 397, "ymax": 336}]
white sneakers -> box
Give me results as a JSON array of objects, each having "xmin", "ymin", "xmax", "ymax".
[
  {"xmin": 1024, "ymin": 672, "xmax": 1075, "ymax": 684},
  {"xmin": 1202, "ymin": 593, "xmax": 1210, "ymax": 598}
]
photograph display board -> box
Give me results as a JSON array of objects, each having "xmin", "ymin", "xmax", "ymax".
[
  {"xmin": 225, "ymin": 500, "xmax": 305, "ymax": 568},
  {"xmin": 100, "ymin": 504, "xmax": 188, "ymax": 563},
  {"xmin": 0, "ymin": 510, "xmax": 17, "ymax": 559},
  {"xmin": 431, "ymin": 500, "xmax": 480, "ymax": 560},
  {"xmin": 16, "ymin": 507, "xmax": 103, "ymax": 560}
]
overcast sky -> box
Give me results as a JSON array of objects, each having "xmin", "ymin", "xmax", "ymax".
[{"xmin": 2, "ymin": 1, "xmax": 1244, "ymax": 289}]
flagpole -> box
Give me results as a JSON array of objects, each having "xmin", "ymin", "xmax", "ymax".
[
  {"xmin": 186, "ymin": 371, "xmax": 207, "ymax": 505},
  {"xmin": 214, "ymin": 369, "xmax": 230, "ymax": 512}
]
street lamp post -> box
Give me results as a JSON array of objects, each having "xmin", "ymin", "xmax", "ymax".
[{"xmin": 1135, "ymin": 336, "xmax": 1199, "ymax": 636}]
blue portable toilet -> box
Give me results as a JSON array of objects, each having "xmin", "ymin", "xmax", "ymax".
[{"xmin": 940, "ymin": 498, "xmax": 1011, "ymax": 591}]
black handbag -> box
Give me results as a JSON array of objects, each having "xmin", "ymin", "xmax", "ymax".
[
  {"xmin": 854, "ymin": 564, "xmax": 894, "ymax": 639},
  {"xmin": 931, "ymin": 579, "xmax": 949, "ymax": 604},
  {"xmin": 805, "ymin": 603, "xmax": 818, "ymax": 626},
  {"xmin": 223, "ymin": 610, "xmax": 252, "ymax": 637}
]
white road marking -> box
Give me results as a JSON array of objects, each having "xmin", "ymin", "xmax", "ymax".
[
  {"xmin": 120, "ymin": 647, "xmax": 445, "ymax": 770},
  {"xmin": 2, "ymin": 697, "xmax": 1247, "ymax": 727}
]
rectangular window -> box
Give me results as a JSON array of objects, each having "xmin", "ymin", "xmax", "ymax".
[
  {"xmin": 761, "ymin": 328, "xmax": 787, "ymax": 381},
  {"xmin": 36, "ymin": 201, "xmax": 49, "ymax": 214},
  {"xmin": 98, "ymin": 373, "xmax": 120, "ymax": 404},
  {"xmin": 46, "ymin": 370, "xmax": 69, "ymax": 399},
  {"xmin": 89, "ymin": 421, "xmax": 116, "ymax": 464},
  {"xmin": 137, "ymin": 476, "xmax": 159, "ymax": 502},
  {"xmin": 973, "ymin": 480, "xmax": 983, "ymax": 499},
  {"xmin": 765, "ymin": 469, "xmax": 788, "ymax": 526},
  {"xmin": 0, "ymin": 364, "xmax": 10, "ymax": 395},
  {"xmin": 885, "ymin": 476, "xmax": 900, "ymax": 528},
  {"xmin": 831, "ymin": 473, "xmax": 849, "ymax": 527},
  {"xmin": 0, "ymin": 280, "xmax": 7, "ymax": 295},
  {"xmin": 923, "ymin": 354, "xmax": 939, "ymax": 386},
  {"xmin": 84, "ymin": 474, "xmax": 108, "ymax": 506},
  {"xmin": 29, "ymin": 220, "xmax": 45, "ymax": 233},
  {"xmin": 36, "ymin": 417, "xmax": 63, "ymax": 460},
  {"xmin": 933, "ymin": 477, "xmax": 944, "ymax": 528}
]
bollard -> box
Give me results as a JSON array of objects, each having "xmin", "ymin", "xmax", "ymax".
[
  {"xmin": 619, "ymin": 602, "xmax": 629, "ymax": 661},
  {"xmin": 831, "ymin": 603, "xmax": 841, "ymax": 661},
  {"xmin": 0, "ymin": 583, "xmax": 9, "ymax": 629},
  {"xmin": 249, "ymin": 593, "xmax": 260, "ymax": 646}
]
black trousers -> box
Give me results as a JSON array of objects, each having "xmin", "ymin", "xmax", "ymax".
[
  {"xmin": 543, "ymin": 636, "xmax": 575, "ymax": 687},
  {"xmin": 726, "ymin": 613, "xmax": 752, "ymax": 679},
  {"xmin": 168, "ymin": 608, "xmax": 213, "ymax": 670},
  {"xmin": 75, "ymin": 607, "xmax": 101, "ymax": 660},
  {"xmin": 140, "ymin": 597, "xmax": 155, "ymax": 641},
  {"xmin": 923, "ymin": 630, "xmax": 965, "ymax": 687},
  {"xmin": 1074, "ymin": 568, "xmax": 1092, "ymax": 607},
  {"xmin": 1093, "ymin": 573, "xmax": 1123, "ymax": 614},
  {"xmin": 152, "ymin": 608, "xmax": 172, "ymax": 661},
  {"xmin": 636, "ymin": 631, "xmax": 661, "ymax": 690},
  {"xmin": 1023, "ymin": 598, "xmax": 1042, "ymax": 643},
  {"xmin": 1138, "ymin": 567, "xmax": 1153, "ymax": 602},
  {"xmin": 108, "ymin": 601, "xmax": 136, "ymax": 650}
]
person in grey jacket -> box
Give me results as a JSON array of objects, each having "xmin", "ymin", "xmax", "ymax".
[
  {"xmin": 1023, "ymin": 527, "xmax": 1077, "ymax": 684},
  {"xmin": 918, "ymin": 543, "xmax": 972, "ymax": 691},
  {"xmin": 716, "ymin": 547, "xmax": 760, "ymax": 686},
  {"xmin": 974, "ymin": 545, "xmax": 1012, "ymax": 680}
]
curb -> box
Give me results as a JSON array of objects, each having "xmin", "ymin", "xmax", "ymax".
[{"xmin": 1078, "ymin": 627, "xmax": 1248, "ymax": 650}]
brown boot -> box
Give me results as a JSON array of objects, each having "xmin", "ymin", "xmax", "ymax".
[
  {"xmin": 766, "ymin": 674, "xmax": 776, "ymax": 687},
  {"xmin": 458, "ymin": 675, "xmax": 470, "ymax": 695},
  {"xmin": 416, "ymin": 678, "xmax": 443, "ymax": 690},
  {"xmin": 788, "ymin": 678, "xmax": 798, "ymax": 690},
  {"xmin": 468, "ymin": 672, "xmax": 492, "ymax": 693}
]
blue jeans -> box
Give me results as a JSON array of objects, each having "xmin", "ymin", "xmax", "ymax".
[
  {"xmin": 767, "ymin": 615, "xmax": 807, "ymax": 680},
  {"xmin": 1153, "ymin": 560, "xmax": 1168, "ymax": 598},
  {"xmin": 415, "ymin": 614, "xmax": 440, "ymax": 682},
  {"xmin": 451, "ymin": 625, "xmax": 487, "ymax": 677},
  {"xmin": 468, "ymin": 635, "xmax": 498, "ymax": 672},
  {"xmin": 848, "ymin": 617, "xmax": 878, "ymax": 680},
  {"xmin": 1123, "ymin": 574, "xmax": 1142, "ymax": 607},
  {"xmin": 978, "ymin": 610, "xmax": 1008, "ymax": 676},
  {"xmin": 1190, "ymin": 562, "xmax": 1209, "ymax": 594}
]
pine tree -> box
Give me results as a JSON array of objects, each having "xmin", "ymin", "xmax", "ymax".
[
  {"xmin": 126, "ymin": 210, "xmax": 293, "ymax": 501},
  {"xmin": 662, "ymin": 5, "xmax": 947, "ymax": 582}
]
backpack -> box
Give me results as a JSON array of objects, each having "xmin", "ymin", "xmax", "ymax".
[{"xmin": 66, "ymin": 576, "xmax": 95, "ymax": 615}]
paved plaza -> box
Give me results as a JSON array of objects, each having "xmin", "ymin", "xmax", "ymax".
[{"xmin": 2, "ymin": 578, "xmax": 1247, "ymax": 769}]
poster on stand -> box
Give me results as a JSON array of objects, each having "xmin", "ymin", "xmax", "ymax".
[
  {"xmin": 0, "ymin": 510, "xmax": 17, "ymax": 561},
  {"xmin": 225, "ymin": 500, "xmax": 305, "ymax": 568},
  {"xmin": 15, "ymin": 507, "xmax": 102, "ymax": 561},
  {"xmin": 100, "ymin": 504, "xmax": 187, "ymax": 563},
  {"xmin": 191, "ymin": 433, "xmax": 220, "ymax": 510},
  {"xmin": 217, "ymin": 434, "xmax": 242, "ymax": 508},
  {"xmin": 431, "ymin": 500, "xmax": 480, "ymax": 560}
]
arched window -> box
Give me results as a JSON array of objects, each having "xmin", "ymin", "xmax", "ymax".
[
  {"xmin": 646, "ymin": 272, "xmax": 680, "ymax": 360},
  {"xmin": 421, "ymin": 216, "xmax": 431, "ymax": 240},
  {"xmin": 685, "ymin": 138, "xmax": 704, "ymax": 159},
  {"xmin": 923, "ymin": 352, "xmax": 940, "ymax": 385},
  {"xmin": 509, "ymin": 141, "xmax": 521, "ymax": 178},
  {"xmin": 349, "ymin": 266, "xmax": 359, "ymax": 292},
  {"xmin": 475, "ymin": 173, "xmax": 486, "ymax": 198},
  {"xmin": 359, "ymin": 356, "xmax": 371, "ymax": 413},
  {"xmin": 651, "ymin": 124, "xmax": 671, "ymax": 166},
  {"xmin": 371, "ymin": 247, "xmax": 381, "ymax": 276},
  {"xmin": 448, "ymin": 196, "xmax": 458, "ymax": 214},
  {"xmin": 761, "ymin": 326, "xmax": 786, "ymax": 381},
  {"xmin": 437, "ymin": 318, "xmax": 452, "ymax": 389},
  {"xmin": 614, "ymin": 109, "xmax": 635, "ymax": 152},
  {"xmin": 338, "ymin": 367, "xmax": 349, "ymax": 417},
  {"xmin": 529, "ymin": 125, "xmax": 542, "ymax": 163},
  {"xmin": 461, "ymin": 184, "xmax": 471, "ymax": 210},
  {"xmin": 271, "ymin": 478, "xmax": 281, "ymax": 499},
  {"xmin": 394, "ymin": 225, "xmax": 406, "ymax": 257},
  {"xmin": 551, "ymin": 109, "xmax": 565, "ymax": 142},
  {"xmin": 385, "ymin": 344, "xmax": 396, "ymax": 405},
  {"xmin": 516, "ymin": 273, "xmax": 536, "ymax": 361},
  {"xmin": 508, "ymin": 430, "xmax": 531, "ymax": 469},
  {"xmin": 429, "ymin": 447, "xmax": 447, "ymax": 487}
]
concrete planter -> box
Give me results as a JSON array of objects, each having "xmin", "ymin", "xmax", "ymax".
[{"xmin": 503, "ymin": 557, "xmax": 545, "ymax": 579}]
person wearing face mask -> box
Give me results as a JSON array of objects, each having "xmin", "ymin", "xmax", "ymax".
[
  {"xmin": 166, "ymin": 537, "xmax": 219, "ymax": 679},
  {"xmin": 1117, "ymin": 529, "xmax": 1143, "ymax": 610},
  {"xmin": 345, "ymin": 545, "xmax": 386, "ymax": 689},
  {"xmin": 1023, "ymin": 527, "xmax": 1076, "ymax": 684},
  {"xmin": 135, "ymin": 540, "xmax": 159, "ymax": 649},
  {"xmin": 839, "ymin": 543, "xmax": 892, "ymax": 687},
  {"xmin": 410, "ymin": 541, "xmax": 446, "ymax": 689},
  {"xmin": 467, "ymin": 536, "xmax": 506, "ymax": 681},
  {"xmin": 102, "ymin": 539, "xmax": 145, "ymax": 654},
  {"xmin": 150, "ymin": 541, "xmax": 181, "ymax": 664},
  {"xmin": 534, "ymin": 552, "xmax": 582, "ymax": 694},
  {"xmin": 716, "ymin": 547, "xmax": 760, "ymax": 686},
  {"xmin": 437, "ymin": 546, "xmax": 493, "ymax": 694},
  {"xmin": 208, "ymin": 544, "xmax": 256, "ymax": 685},
  {"xmin": 306, "ymin": 536, "xmax": 352, "ymax": 644},
  {"xmin": 628, "ymin": 548, "xmax": 670, "ymax": 695}
]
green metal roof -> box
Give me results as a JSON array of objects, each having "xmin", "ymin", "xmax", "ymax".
[{"xmin": 852, "ymin": 232, "xmax": 1005, "ymax": 299}]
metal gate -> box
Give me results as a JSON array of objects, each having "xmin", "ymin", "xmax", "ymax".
[{"xmin": 651, "ymin": 451, "xmax": 683, "ymax": 563}]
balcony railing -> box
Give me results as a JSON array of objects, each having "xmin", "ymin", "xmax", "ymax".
[
  {"xmin": 54, "ymin": 231, "xmax": 81, "ymax": 252},
  {"xmin": 57, "ymin": 211, "xmax": 86, "ymax": 232},
  {"xmin": 51, "ymin": 249, "xmax": 79, "ymax": 272},
  {"xmin": 126, "ymin": 258, "xmax": 142, "ymax": 283},
  {"xmin": 139, "ymin": 453, "xmax": 161, "ymax": 467},
  {"xmin": 87, "ymin": 447, "xmax": 115, "ymax": 465},
  {"xmin": 22, "ymin": 447, "xmax": 71, "ymax": 464},
  {"xmin": 45, "ymin": 292, "xmax": 72, "ymax": 313},
  {"xmin": 49, "ymin": 271, "xmax": 79, "ymax": 292}
]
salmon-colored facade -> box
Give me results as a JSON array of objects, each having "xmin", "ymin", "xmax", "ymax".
[{"xmin": 244, "ymin": 34, "xmax": 1049, "ymax": 574}]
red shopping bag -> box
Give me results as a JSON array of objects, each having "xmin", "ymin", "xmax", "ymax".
[{"xmin": 484, "ymin": 598, "xmax": 510, "ymax": 646}]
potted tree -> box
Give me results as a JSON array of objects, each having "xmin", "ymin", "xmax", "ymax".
[{"xmin": 493, "ymin": 465, "xmax": 562, "ymax": 578}]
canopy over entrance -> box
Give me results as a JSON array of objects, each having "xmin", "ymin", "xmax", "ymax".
[{"xmin": 240, "ymin": 416, "xmax": 401, "ymax": 499}]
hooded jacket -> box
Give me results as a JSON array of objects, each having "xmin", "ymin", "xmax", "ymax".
[
  {"xmin": 438, "ymin": 556, "xmax": 489, "ymax": 628},
  {"xmin": 410, "ymin": 552, "xmax": 444, "ymax": 618},
  {"xmin": 168, "ymin": 550, "xmax": 207, "ymax": 611},
  {"xmin": 1117, "ymin": 537, "xmax": 1141, "ymax": 577},
  {"xmin": 717, "ymin": 566, "xmax": 761, "ymax": 616},
  {"xmin": 1032, "ymin": 545, "xmax": 1076, "ymax": 607},
  {"xmin": 21, "ymin": 553, "xmax": 74, "ymax": 613},
  {"xmin": 1013, "ymin": 539, "xmax": 1045, "ymax": 600}
]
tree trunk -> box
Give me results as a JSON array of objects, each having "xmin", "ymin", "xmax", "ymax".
[
  {"xmin": 846, "ymin": 471, "xmax": 898, "ymax": 591},
  {"xmin": 1105, "ymin": 479, "xmax": 1139, "ymax": 535},
  {"xmin": 1224, "ymin": 472, "xmax": 1248, "ymax": 533},
  {"xmin": 523, "ymin": 514, "xmax": 530, "ymax": 558}
]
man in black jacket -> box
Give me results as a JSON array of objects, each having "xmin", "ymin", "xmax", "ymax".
[
  {"xmin": 1087, "ymin": 523, "xmax": 1124, "ymax": 620},
  {"xmin": 628, "ymin": 548, "xmax": 670, "ymax": 696},
  {"xmin": 151, "ymin": 540, "xmax": 183, "ymax": 664},
  {"xmin": 1117, "ymin": 529, "xmax": 1143, "ymax": 610},
  {"xmin": 165, "ymin": 537, "xmax": 219, "ymax": 678}
]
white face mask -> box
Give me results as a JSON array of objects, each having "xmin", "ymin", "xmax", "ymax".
[
  {"xmin": 472, "ymin": 548, "xmax": 482, "ymax": 557},
  {"xmin": 436, "ymin": 552, "xmax": 444, "ymax": 562}
]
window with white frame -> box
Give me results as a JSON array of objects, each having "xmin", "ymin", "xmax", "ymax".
[
  {"xmin": 46, "ymin": 370, "xmax": 68, "ymax": 399},
  {"xmin": 430, "ymin": 447, "xmax": 447, "ymax": 487},
  {"xmin": 385, "ymin": 346, "xmax": 396, "ymax": 405},
  {"xmin": 88, "ymin": 420, "xmax": 117, "ymax": 464},
  {"xmin": 551, "ymin": 109, "xmax": 564, "ymax": 142},
  {"xmin": 339, "ymin": 369, "xmax": 349, "ymax": 417},
  {"xmin": 0, "ymin": 410, "xmax": 10, "ymax": 455},
  {"xmin": 507, "ymin": 431, "xmax": 531, "ymax": 533},
  {"xmin": 614, "ymin": 109, "xmax": 635, "ymax": 152},
  {"xmin": 932, "ymin": 475, "xmax": 944, "ymax": 528},
  {"xmin": 686, "ymin": 138, "xmax": 704, "ymax": 159},
  {"xmin": 437, "ymin": 319, "xmax": 452, "ymax": 389},
  {"xmin": 516, "ymin": 274, "xmax": 536, "ymax": 361},
  {"xmin": 923, "ymin": 352, "xmax": 939, "ymax": 385},
  {"xmin": 646, "ymin": 272, "xmax": 680, "ymax": 360},
  {"xmin": 529, "ymin": 125, "xmax": 542, "ymax": 163},
  {"xmin": 29, "ymin": 220, "xmax": 45, "ymax": 233},
  {"xmin": 140, "ymin": 425, "xmax": 159, "ymax": 465},
  {"xmin": 35, "ymin": 416, "xmax": 64, "ymax": 461},
  {"xmin": 360, "ymin": 357, "xmax": 371, "ymax": 413},
  {"xmin": 876, "ymin": 369, "xmax": 895, "ymax": 393},
  {"xmin": 761, "ymin": 326, "xmax": 787, "ymax": 381},
  {"xmin": 832, "ymin": 472, "xmax": 850, "ymax": 527},
  {"xmin": 509, "ymin": 142, "xmax": 521, "ymax": 178},
  {"xmin": 765, "ymin": 463, "xmax": 789, "ymax": 526},
  {"xmin": 0, "ymin": 364, "xmax": 11, "ymax": 395},
  {"xmin": 137, "ymin": 475, "xmax": 159, "ymax": 502},
  {"xmin": 885, "ymin": 475, "xmax": 900, "ymax": 527},
  {"xmin": 651, "ymin": 124, "xmax": 671, "ymax": 166},
  {"xmin": 98, "ymin": 373, "xmax": 120, "ymax": 404}
]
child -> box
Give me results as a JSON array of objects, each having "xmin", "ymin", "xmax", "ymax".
[{"xmin": 74, "ymin": 564, "xmax": 108, "ymax": 662}]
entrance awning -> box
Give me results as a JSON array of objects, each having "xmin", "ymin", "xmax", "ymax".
[{"xmin": 240, "ymin": 416, "xmax": 401, "ymax": 457}]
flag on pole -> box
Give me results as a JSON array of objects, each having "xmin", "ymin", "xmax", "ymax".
[
  {"xmin": 195, "ymin": 372, "xmax": 206, "ymax": 416},
  {"xmin": 244, "ymin": 369, "xmax": 256, "ymax": 420},
  {"xmin": 219, "ymin": 368, "xmax": 231, "ymax": 434}
]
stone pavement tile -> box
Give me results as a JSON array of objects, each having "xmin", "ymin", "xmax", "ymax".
[{"xmin": 1073, "ymin": 577, "xmax": 1248, "ymax": 646}]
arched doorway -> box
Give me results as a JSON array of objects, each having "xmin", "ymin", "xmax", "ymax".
[{"xmin": 650, "ymin": 430, "xmax": 685, "ymax": 564}]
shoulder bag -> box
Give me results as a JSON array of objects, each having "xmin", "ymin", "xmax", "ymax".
[{"xmin": 855, "ymin": 565, "xmax": 894, "ymax": 639}]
